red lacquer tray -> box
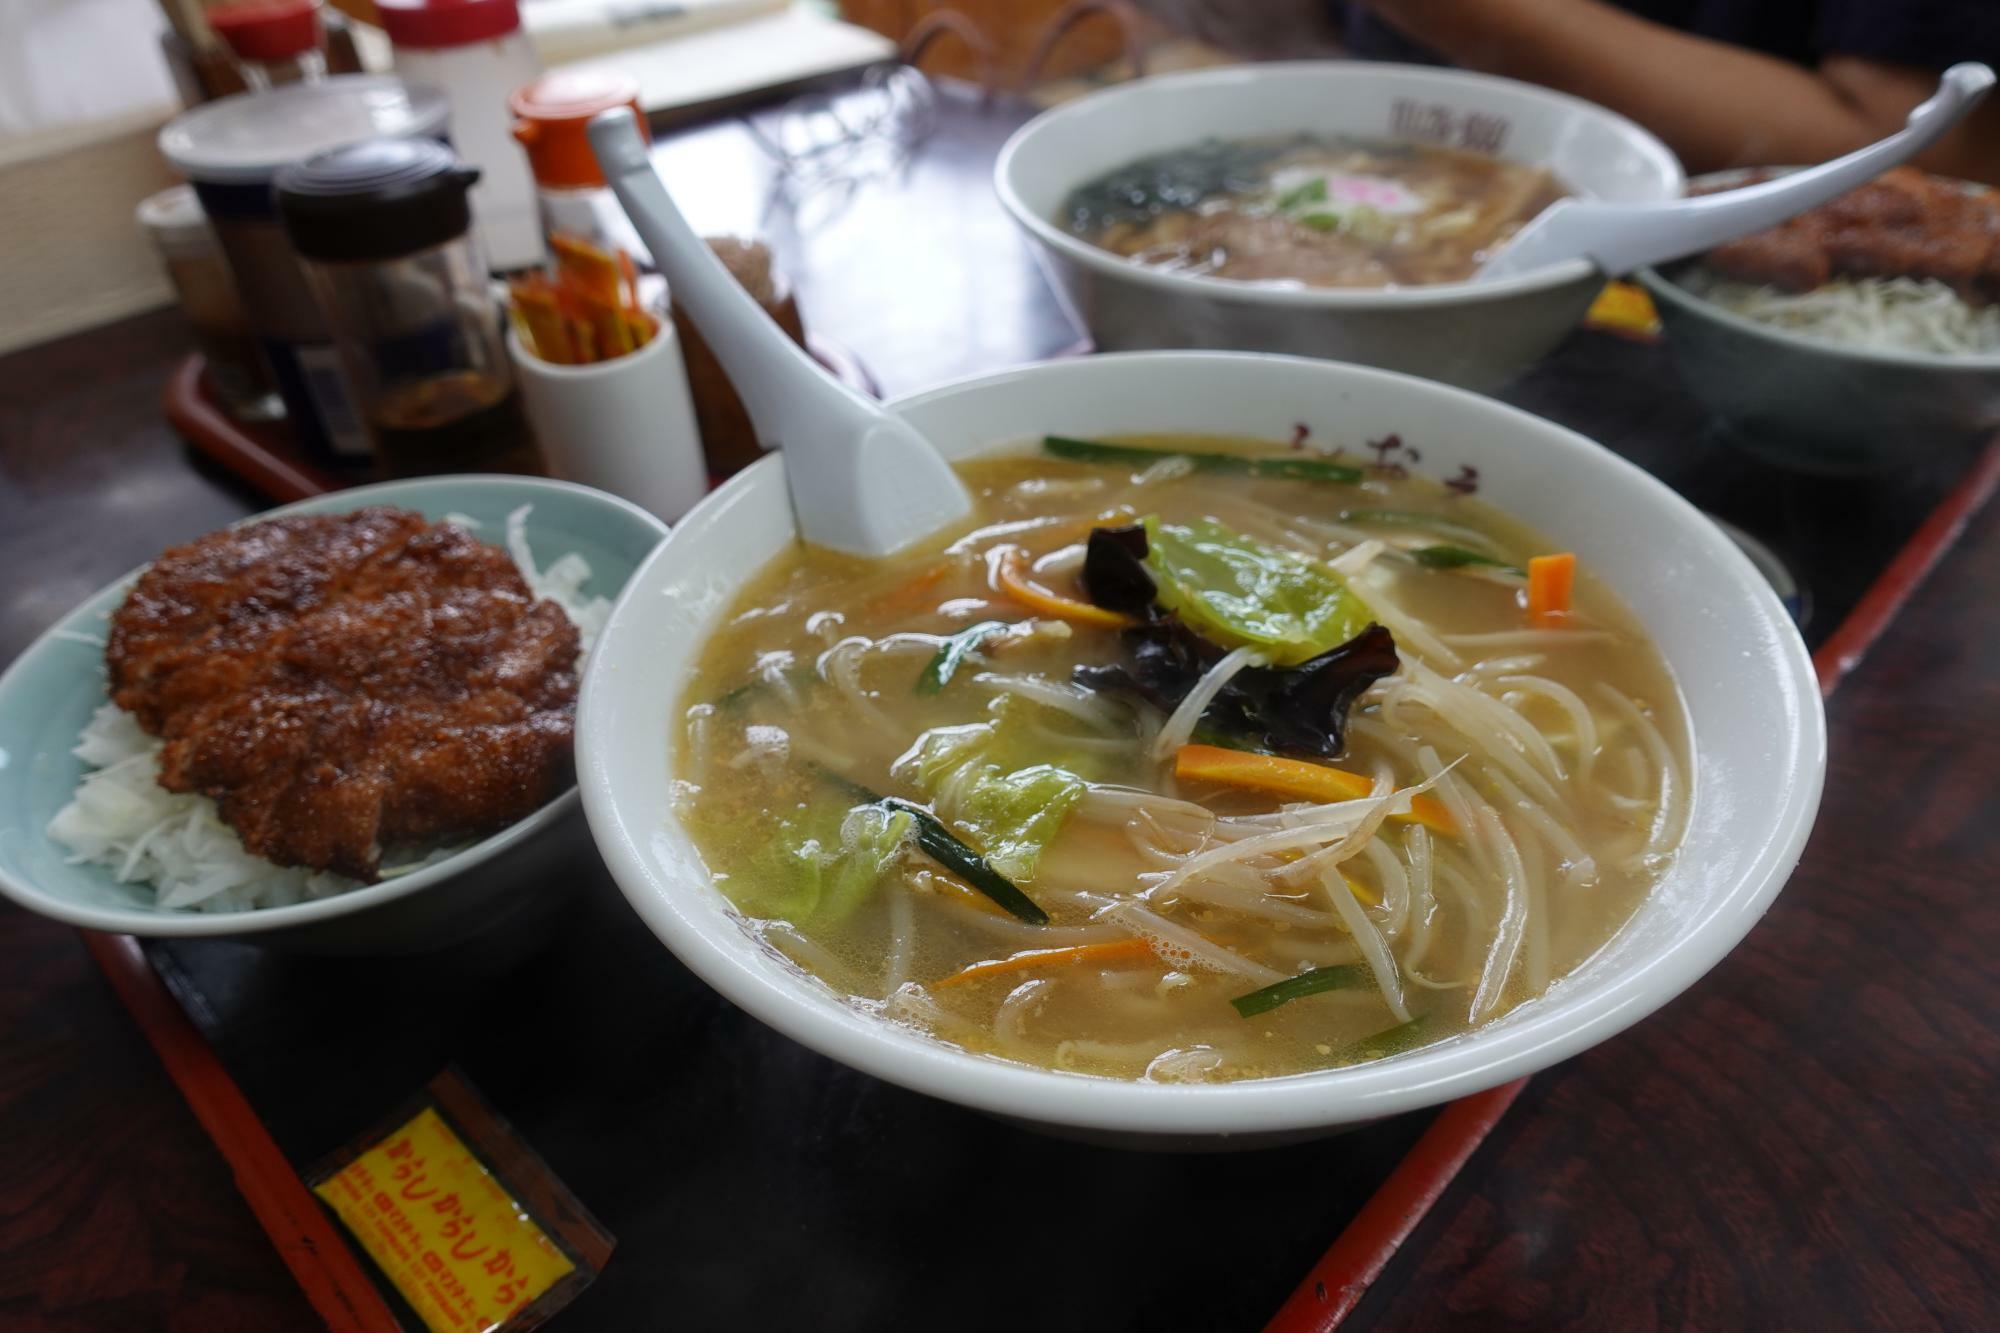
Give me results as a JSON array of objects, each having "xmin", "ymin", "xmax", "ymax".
[{"xmin": 117, "ymin": 351, "xmax": 2000, "ymax": 1332}]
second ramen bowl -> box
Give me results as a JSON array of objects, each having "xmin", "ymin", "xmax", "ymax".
[
  {"xmin": 996, "ymin": 63, "xmax": 1683, "ymax": 392},
  {"xmin": 577, "ymin": 351, "xmax": 1823, "ymax": 1147}
]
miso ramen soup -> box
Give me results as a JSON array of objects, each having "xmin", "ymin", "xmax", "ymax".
[
  {"xmin": 1061, "ymin": 135, "xmax": 1566, "ymax": 287},
  {"xmin": 676, "ymin": 436, "xmax": 1689, "ymax": 1082}
]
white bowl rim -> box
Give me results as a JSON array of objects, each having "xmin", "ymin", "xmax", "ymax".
[
  {"xmin": 1637, "ymin": 167, "xmax": 2000, "ymax": 372},
  {"xmin": 577, "ymin": 349, "xmax": 1827, "ymax": 1136},
  {"xmin": 0, "ymin": 473, "xmax": 668, "ymax": 938},
  {"xmin": 994, "ymin": 61, "xmax": 1685, "ymax": 311}
]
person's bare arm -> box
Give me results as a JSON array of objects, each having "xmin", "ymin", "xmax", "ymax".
[
  {"xmin": 1361, "ymin": 0, "xmax": 2000, "ymax": 183},
  {"xmin": 1130, "ymin": 0, "xmax": 1348, "ymax": 59}
]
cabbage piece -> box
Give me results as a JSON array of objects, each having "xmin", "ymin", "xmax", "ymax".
[
  {"xmin": 1143, "ymin": 517, "xmax": 1370, "ymax": 666},
  {"xmin": 894, "ymin": 696, "xmax": 1109, "ymax": 882},
  {"xmin": 745, "ymin": 800, "xmax": 913, "ymax": 924}
]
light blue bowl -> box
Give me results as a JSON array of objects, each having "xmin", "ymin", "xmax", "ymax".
[{"xmin": 0, "ymin": 476, "xmax": 667, "ymax": 954}]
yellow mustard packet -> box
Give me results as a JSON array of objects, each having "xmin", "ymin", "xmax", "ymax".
[{"xmin": 310, "ymin": 1069, "xmax": 613, "ymax": 1332}]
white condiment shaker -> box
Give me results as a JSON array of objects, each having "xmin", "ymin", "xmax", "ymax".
[{"xmin": 377, "ymin": 0, "xmax": 544, "ymax": 271}]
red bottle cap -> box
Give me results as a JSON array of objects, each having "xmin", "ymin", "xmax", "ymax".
[
  {"xmin": 375, "ymin": 0, "xmax": 522, "ymax": 51},
  {"xmin": 509, "ymin": 69, "xmax": 648, "ymax": 190},
  {"xmin": 207, "ymin": 0, "xmax": 323, "ymax": 62}
]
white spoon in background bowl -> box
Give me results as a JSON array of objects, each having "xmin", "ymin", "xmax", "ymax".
[
  {"xmin": 586, "ymin": 109, "xmax": 972, "ymax": 558},
  {"xmin": 1479, "ymin": 61, "xmax": 1995, "ymax": 282}
]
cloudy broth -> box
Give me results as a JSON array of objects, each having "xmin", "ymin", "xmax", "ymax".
[
  {"xmin": 675, "ymin": 438, "xmax": 1688, "ymax": 1082},
  {"xmin": 1063, "ymin": 135, "xmax": 1565, "ymax": 287}
]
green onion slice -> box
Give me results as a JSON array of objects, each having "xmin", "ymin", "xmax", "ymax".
[
  {"xmin": 1348, "ymin": 1015, "xmax": 1430, "ymax": 1060},
  {"xmin": 882, "ymin": 798, "xmax": 1049, "ymax": 924},
  {"xmin": 1407, "ymin": 544, "xmax": 1525, "ymax": 576},
  {"xmin": 1340, "ymin": 508, "xmax": 1497, "ymax": 546},
  {"xmin": 806, "ymin": 768, "xmax": 1050, "ymax": 924},
  {"xmin": 1229, "ymin": 964, "xmax": 1369, "ymax": 1017},
  {"xmin": 915, "ymin": 620, "xmax": 1009, "ymax": 695},
  {"xmin": 1045, "ymin": 435, "xmax": 1363, "ymax": 484}
]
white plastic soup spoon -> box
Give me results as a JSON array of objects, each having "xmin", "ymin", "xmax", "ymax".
[
  {"xmin": 587, "ymin": 109, "xmax": 971, "ymax": 557},
  {"xmin": 1478, "ymin": 61, "xmax": 1996, "ymax": 281}
]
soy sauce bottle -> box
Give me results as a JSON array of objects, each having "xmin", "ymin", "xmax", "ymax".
[{"xmin": 276, "ymin": 137, "xmax": 536, "ymax": 475}]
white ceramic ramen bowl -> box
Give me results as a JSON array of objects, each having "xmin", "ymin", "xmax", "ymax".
[
  {"xmin": 578, "ymin": 351, "xmax": 1825, "ymax": 1147},
  {"xmin": 995, "ymin": 62, "xmax": 1684, "ymax": 392},
  {"xmin": 0, "ymin": 476, "xmax": 668, "ymax": 956}
]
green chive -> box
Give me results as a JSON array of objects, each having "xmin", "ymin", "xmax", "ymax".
[
  {"xmin": 915, "ymin": 620, "xmax": 1009, "ymax": 695},
  {"xmin": 1408, "ymin": 545, "xmax": 1525, "ymax": 576},
  {"xmin": 1229, "ymin": 964, "xmax": 1370, "ymax": 1017},
  {"xmin": 1296, "ymin": 212, "xmax": 1344, "ymax": 232},
  {"xmin": 1044, "ymin": 436, "xmax": 1363, "ymax": 484},
  {"xmin": 1340, "ymin": 508, "xmax": 1498, "ymax": 546},
  {"xmin": 1274, "ymin": 177, "xmax": 1329, "ymax": 210},
  {"xmin": 809, "ymin": 769, "xmax": 1048, "ymax": 925},
  {"xmin": 1188, "ymin": 724, "xmax": 1274, "ymax": 755},
  {"xmin": 881, "ymin": 798, "xmax": 1049, "ymax": 924},
  {"xmin": 1347, "ymin": 1015, "xmax": 1430, "ymax": 1060}
]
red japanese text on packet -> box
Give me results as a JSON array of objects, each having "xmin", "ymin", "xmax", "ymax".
[{"xmin": 309, "ymin": 1070, "xmax": 613, "ymax": 1333}]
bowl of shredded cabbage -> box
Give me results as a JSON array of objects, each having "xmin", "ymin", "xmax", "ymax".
[
  {"xmin": 0, "ymin": 475, "xmax": 667, "ymax": 954},
  {"xmin": 1637, "ymin": 167, "xmax": 2000, "ymax": 473}
]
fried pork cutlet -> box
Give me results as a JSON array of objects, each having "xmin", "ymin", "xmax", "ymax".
[
  {"xmin": 105, "ymin": 508, "xmax": 580, "ymax": 882},
  {"xmin": 1706, "ymin": 167, "xmax": 2000, "ymax": 297}
]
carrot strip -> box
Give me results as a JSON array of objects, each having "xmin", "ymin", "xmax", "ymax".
[
  {"xmin": 626, "ymin": 307, "xmax": 657, "ymax": 352},
  {"xmin": 861, "ymin": 559, "xmax": 956, "ymax": 619},
  {"xmin": 624, "ymin": 266, "xmax": 656, "ymax": 348},
  {"xmin": 928, "ymin": 872, "xmax": 1008, "ymax": 917},
  {"xmin": 933, "ymin": 938, "xmax": 1159, "ymax": 988},
  {"xmin": 993, "ymin": 545, "xmax": 1132, "ymax": 628},
  {"xmin": 1173, "ymin": 743, "xmax": 1456, "ymax": 835},
  {"xmin": 512, "ymin": 278, "xmax": 570, "ymax": 363},
  {"xmin": 1526, "ymin": 552, "xmax": 1576, "ymax": 625},
  {"xmin": 511, "ymin": 236, "xmax": 655, "ymax": 365},
  {"xmin": 504, "ymin": 302, "xmax": 535, "ymax": 354},
  {"xmin": 550, "ymin": 231, "xmax": 622, "ymax": 305},
  {"xmin": 588, "ymin": 299, "xmax": 632, "ymax": 360}
]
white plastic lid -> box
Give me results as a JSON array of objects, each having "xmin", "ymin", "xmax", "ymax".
[
  {"xmin": 158, "ymin": 75, "xmax": 452, "ymax": 185},
  {"xmin": 135, "ymin": 184, "xmax": 214, "ymax": 254}
]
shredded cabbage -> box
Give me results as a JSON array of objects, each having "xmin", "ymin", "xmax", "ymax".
[
  {"xmin": 745, "ymin": 801, "xmax": 913, "ymax": 924},
  {"xmin": 894, "ymin": 694, "xmax": 1118, "ymax": 882},
  {"xmin": 1680, "ymin": 268, "xmax": 2000, "ymax": 357}
]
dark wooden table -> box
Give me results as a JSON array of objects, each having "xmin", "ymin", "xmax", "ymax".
[{"xmin": 3, "ymin": 83, "xmax": 1996, "ymax": 1332}]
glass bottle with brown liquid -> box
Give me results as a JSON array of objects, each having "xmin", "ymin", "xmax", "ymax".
[
  {"xmin": 277, "ymin": 137, "xmax": 539, "ymax": 476},
  {"xmin": 370, "ymin": 369, "xmax": 536, "ymax": 475}
]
